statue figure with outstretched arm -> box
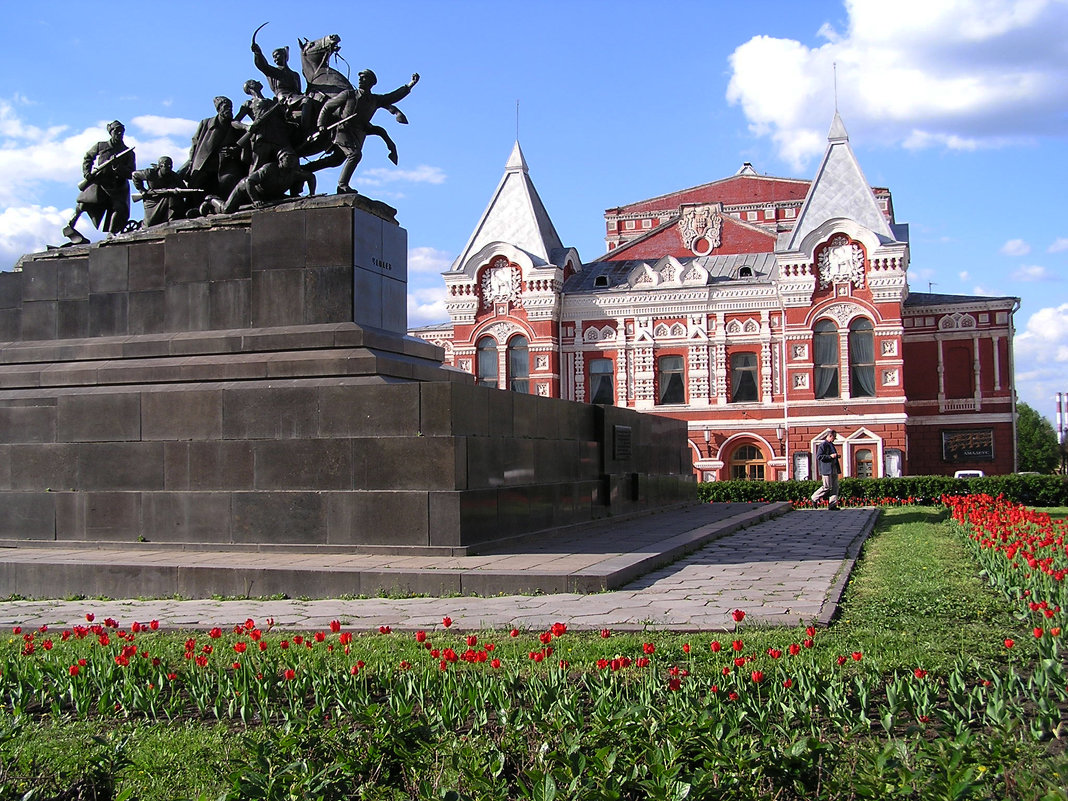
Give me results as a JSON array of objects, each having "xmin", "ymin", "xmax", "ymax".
[
  {"xmin": 306, "ymin": 70, "xmax": 419, "ymax": 194},
  {"xmin": 251, "ymin": 23, "xmax": 303, "ymax": 101}
]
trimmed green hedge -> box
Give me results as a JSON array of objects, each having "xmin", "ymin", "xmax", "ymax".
[{"xmin": 697, "ymin": 473, "xmax": 1068, "ymax": 507}]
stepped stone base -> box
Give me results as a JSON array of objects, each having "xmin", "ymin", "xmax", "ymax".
[
  {"xmin": 0, "ymin": 197, "xmax": 694, "ymax": 564},
  {"xmin": 0, "ymin": 376, "xmax": 692, "ymax": 553}
]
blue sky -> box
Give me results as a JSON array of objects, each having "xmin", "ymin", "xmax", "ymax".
[{"xmin": 1, "ymin": 0, "xmax": 1067, "ymax": 424}]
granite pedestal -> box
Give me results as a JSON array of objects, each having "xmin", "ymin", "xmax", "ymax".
[{"xmin": 0, "ymin": 197, "xmax": 693, "ymax": 577}]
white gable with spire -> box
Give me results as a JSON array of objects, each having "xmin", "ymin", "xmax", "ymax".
[
  {"xmin": 786, "ymin": 113, "xmax": 896, "ymax": 252},
  {"xmin": 450, "ymin": 142, "xmax": 565, "ymax": 274}
]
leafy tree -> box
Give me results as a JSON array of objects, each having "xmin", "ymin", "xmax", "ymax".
[{"xmin": 1016, "ymin": 402, "xmax": 1060, "ymax": 473}]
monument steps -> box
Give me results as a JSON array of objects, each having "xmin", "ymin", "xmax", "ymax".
[{"xmin": 0, "ymin": 502, "xmax": 789, "ymax": 598}]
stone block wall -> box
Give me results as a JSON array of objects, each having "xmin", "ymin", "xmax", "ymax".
[
  {"xmin": 0, "ymin": 381, "xmax": 691, "ymax": 552},
  {"xmin": 6, "ymin": 194, "xmax": 405, "ymax": 339}
]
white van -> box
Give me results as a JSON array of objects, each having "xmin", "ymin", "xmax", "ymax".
[{"xmin": 953, "ymin": 470, "xmax": 985, "ymax": 479}]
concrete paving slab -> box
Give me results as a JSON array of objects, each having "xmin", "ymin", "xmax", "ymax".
[{"xmin": 0, "ymin": 506, "xmax": 878, "ymax": 632}]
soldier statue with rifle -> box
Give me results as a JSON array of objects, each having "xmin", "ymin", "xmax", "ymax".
[
  {"xmin": 132, "ymin": 156, "xmax": 203, "ymax": 226},
  {"xmin": 64, "ymin": 120, "xmax": 136, "ymax": 244}
]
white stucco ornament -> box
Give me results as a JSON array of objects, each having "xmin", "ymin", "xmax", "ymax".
[
  {"xmin": 679, "ymin": 205, "xmax": 722, "ymax": 256},
  {"xmin": 481, "ymin": 256, "xmax": 522, "ymax": 309},
  {"xmin": 818, "ymin": 236, "xmax": 865, "ymax": 289}
]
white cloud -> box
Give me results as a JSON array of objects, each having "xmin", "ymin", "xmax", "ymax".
[
  {"xmin": 972, "ymin": 285, "xmax": 996, "ymax": 296},
  {"xmin": 354, "ymin": 164, "xmax": 446, "ymax": 187},
  {"xmin": 1012, "ymin": 264, "xmax": 1056, "ymax": 281},
  {"xmin": 406, "ymin": 285, "xmax": 448, "ymax": 326},
  {"xmin": 1049, "ymin": 237, "xmax": 1068, "ymax": 253},
  {"xmin": 0, "ymin": 100, "xmax": 192, "ymax": 205},
  {"xmin": 1016, "ymin": 303, "xmax": 1068, "ymax": 362},
  {"xmin": 958, "ymin": 270, "xmax": 970, "ymax": 282},
  {"xmin": 0, "ymin": 205, "xmax": 74, "ymax": 270},
  {"xmin": 1000, "ymin": 238, "xmax": 1031, "ymax": 256},
  {"xmin": 131, "ymin": 115, "xmax": 196, "ymax": 138},
  {"xmin": 408, "ymin": 246, "xmax": 453, "ymax": 274},
  {"xmin": 1014, "ymin": 303, "xmax": 1068, "ymax": 412},
  {"xmin": 725, "ymin": 0, "xmax": 1068, "ymax": 169}
]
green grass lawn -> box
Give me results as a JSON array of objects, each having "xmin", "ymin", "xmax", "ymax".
[{"xmin": 1, "ymin": 506, "xmax": 1065, "ymax": 800}]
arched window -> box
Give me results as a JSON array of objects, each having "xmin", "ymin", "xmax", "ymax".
[
  {"xmin": 730, "ymin": 352, "xmax": 758, "ymax": 403},
  {"xmin": 848, "ymin": 318, "xmax": 876, "ymax": 398},
  {"xmin": 476, "ymin": 337, "xmax": 498, "ymax": 388},
  {"xmin": 854, "ymin": 447, "xmax": 874, "ymax": 478},
  {"xmin": 657, "ymin": 355, "xmax": 685, "ymax": 404},
  {"xmin": 729, "ymin": 444, "xmax": 766, "ymax": 481},
  {"xmin": 813, "ymin": 320, "xmax": 839, "ymax": 399},
  {"xmin": 590, "ymin": 358, "xmax": 614, "ymax": 405},
  {"xmin": 507, "ymin": 336, "xmax": 529, "ymax": 393}
]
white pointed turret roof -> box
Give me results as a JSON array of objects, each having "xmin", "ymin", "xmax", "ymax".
[
  {"xmin": 450, "ymin": 141, "xmax": 564, "ymax": 271},
  {"xmin": 786, "ymin": 113, "xmax": 895, "ymax": 251}
]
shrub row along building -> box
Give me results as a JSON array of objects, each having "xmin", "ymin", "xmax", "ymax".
[{"xmin": 410, "ymin": 114, "xmax": 1019, "ymax": 481}]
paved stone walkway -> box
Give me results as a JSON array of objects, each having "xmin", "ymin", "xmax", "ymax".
[{"xmin": 0, "ymin": 508, "xmax": 877, "ymax": 633}]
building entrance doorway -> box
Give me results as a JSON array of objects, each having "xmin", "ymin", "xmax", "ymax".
[{"xmin": 729, "ymin": 444, "xmax": 766, "ymax": 481}]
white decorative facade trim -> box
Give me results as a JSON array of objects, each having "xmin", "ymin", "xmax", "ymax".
[
  {"xmin": 820, "ymin": 302, "xmax": 864, "ymax": 328},
  {"xmin": 678, "ymin": 205, "xmax": 723, "ymax": 256},
  {"xmin": 817, "ymin": 235, "xmax": 865, "ymax": 289},
  {"xmin": 938, "ymin": 312, "xmax": 977, "ymax": 330},
  {"xmin": 480, "ymin": 257, "xmax": 523, "ymax": 310}
]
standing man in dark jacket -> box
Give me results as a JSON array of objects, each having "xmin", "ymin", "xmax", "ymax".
[
  {"xmin": 810, "ymin": 430, "xmax": 842, "ymax": 510},
  {"xmin": 182, "ymin": 97, "xmax": 247, "ymax": 197}
]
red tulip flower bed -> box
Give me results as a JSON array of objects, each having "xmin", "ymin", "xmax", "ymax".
[
  {"xmin": 1, "ymin": 502, "xmax": 1067, "ymax": 798},
  {"xmin": 947, "ymin": 492, "xmax": 1068, "ymax": 611}
]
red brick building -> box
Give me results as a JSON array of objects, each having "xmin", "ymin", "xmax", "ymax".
[{"xmin": 411, "ymin": 115, "xmax": 1019, "ymax": 480}]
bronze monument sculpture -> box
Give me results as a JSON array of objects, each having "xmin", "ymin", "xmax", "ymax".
[
  {"xmin": 131, "ymin": 156, "xmax": 202, "ymax": 226},
  {"xmin": 60, "ymin": 24, "xmax": 419, "ymax": 244},
  {"xmin": 64, "ymin": 121, "xmax": 136, "ymax": 245}
]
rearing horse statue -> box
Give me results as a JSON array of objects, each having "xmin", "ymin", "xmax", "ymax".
[
  {"xmin": 298, "ymin": 33, "xmax": 408, "ymax": 123},
  {"xmin": 299, "ymin": 34, "xmax": 351, "ymax": 100}
]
